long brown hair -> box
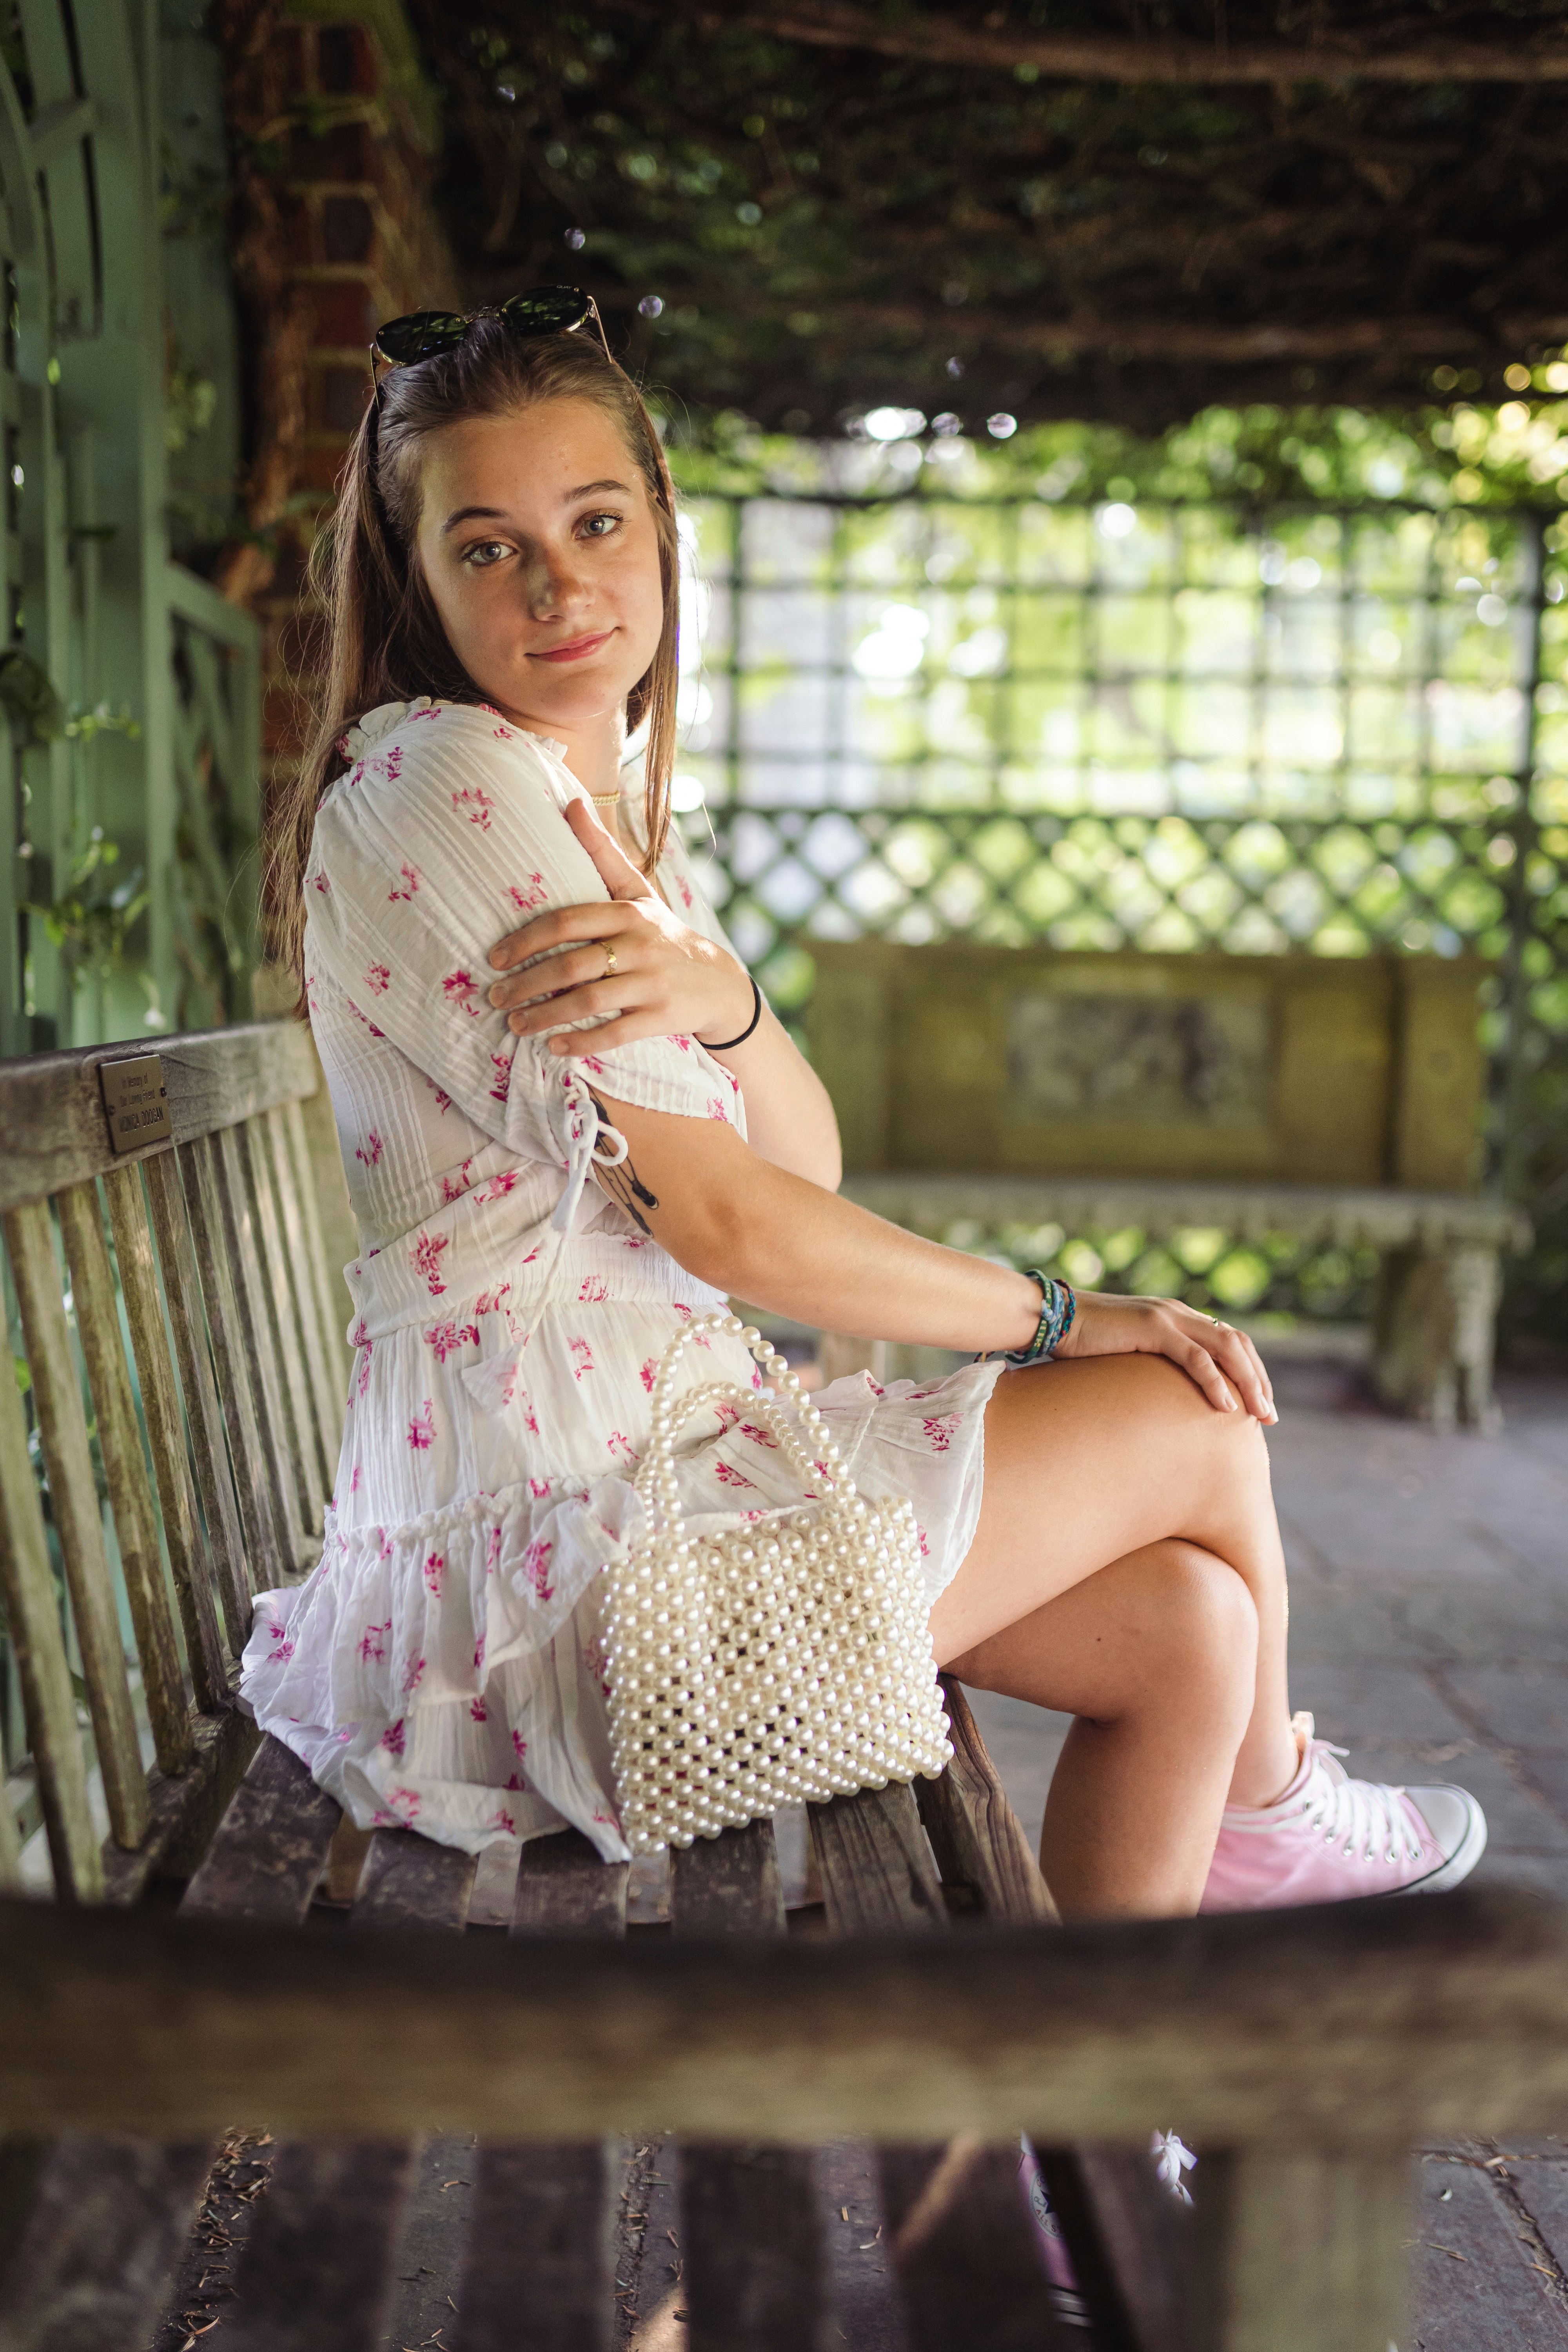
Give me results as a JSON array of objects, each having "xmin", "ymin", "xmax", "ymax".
[{"xmin": 263, "ymin": 320, "xmax": 681, "ymax": 994}]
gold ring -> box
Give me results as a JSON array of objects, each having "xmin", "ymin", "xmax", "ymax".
[{"xmin": 603, "ymin": 944, "xmax": 618, "ymax": 979}]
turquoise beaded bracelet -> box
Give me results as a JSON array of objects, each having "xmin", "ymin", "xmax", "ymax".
[{"xmin": 1002, "ymin": 1270, "xmax": 1076, "ymax": 1367}]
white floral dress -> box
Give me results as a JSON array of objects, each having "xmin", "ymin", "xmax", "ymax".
[{"xmin": 240, "ymin": 699, "xmax": 1006, "ymax": 1863}]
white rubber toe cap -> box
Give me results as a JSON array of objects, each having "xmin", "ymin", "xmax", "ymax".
[{"xmin": 1399, "ymin": 1783, "xmax": 1488, "ymax": 1894}]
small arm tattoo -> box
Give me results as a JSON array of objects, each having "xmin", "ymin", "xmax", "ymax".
[{"xmin": 587, "ymin": 1086, "xmax": 660, "ymax": 1235}]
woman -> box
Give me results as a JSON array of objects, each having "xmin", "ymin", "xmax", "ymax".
[{"xmin": 247, "ymin": 294, "xmax": 1486, "ymax": 1920}]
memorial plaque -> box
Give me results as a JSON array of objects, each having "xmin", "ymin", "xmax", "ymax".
[
  {"xmin": 1007, "ymin": 991, "xmax": 1272, "ymax": 1127},
  {"xmin": 100, "ymin": 1054, "xmax": 171, "ymax": 1154}
]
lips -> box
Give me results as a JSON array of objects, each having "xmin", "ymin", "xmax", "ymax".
[{"xmin": 533, "ymin": 630, "xmax": 613, "ymax": 664}]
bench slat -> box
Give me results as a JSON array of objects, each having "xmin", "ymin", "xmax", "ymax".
[
  {"xmin": 3, "ymin": 1200, "xmax": 149, "ymax": 1851},
  {"xmin": 179, "ymin": 1737, "xmax": 341, "ymax": 1926},
  {"xmin": 55, "ymin": 1181, "xmax": 191, "ymax": 1779},
  {"xmin": 211, "ymin": 1125, "xmax": 309, "ymax": 1574},
  {"xmin": 350, "ymin": 1828, "xmax": 477, "ymax": 1933},
  {"xmin": 808, "ymin": 1782, "xmax": 946, "ymax": 1936},
  {"xmin": 176, "ymin": 1137, "xmax": 282, "ymax": 1617},
  {"xmin": 261, "ymin": 1106, "xmax": 339, "ymax": 1499},
  {"xmin": 674, "ymin": 1822, "xmax": 833, "ymax": 2352},
  {"xmin": 216, "ymin": 2142, "xmax": 415, "ymax": 2352},
  {"xmin": 919, "ymin": 1680, "xmax": 1055, "ymax": 1924},
  {"xmin": 806, "ymin": 1789, "xmax": 1067, "ymax": 2351},
  {"xmin": 453, "ymin": 1828, "xmax": 627, "ymax": 2352},
  {"xmin": 0, "ymin": 2137, "xmax": 217, "ymax": 2352},
  {"xmin": 0, "ymin": 1318, "xmax": 102, "ymax": 1900},
  {"xmin": 101, "ymin": 1704, "xmax": 260, "ymax": 1907},
  {"xmin": 0, "ymin": 1020, "xmax": 320, "ymax": 1212},
  {"xmin": 237, "ymin": 1118, "xmax": 324, "ymax": 1544},
  {"xmin": 878, "ymin": 2140, "xmax": 1083, "ymax": 2352},
  {"xmin": 281, "ymin": 1096, "xmax": 350, "ymax": 1425},
  {"xmin": 142, "ymin": 1153, "xmax": 245, "ymax": 1685}
]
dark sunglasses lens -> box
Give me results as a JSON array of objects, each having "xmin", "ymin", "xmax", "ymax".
[
  {"xmin": 497, "ymin": 287, "xmax": 591, "ymax": 337},
  {"xmin": 375, "ymin": 310, "xmax": 468, "ymax": 364}
]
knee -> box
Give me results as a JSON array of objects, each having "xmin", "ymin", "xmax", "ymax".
[{"xmin": 1151, "ymin": 1541, "xmax": 1259, "ymax": 1696}]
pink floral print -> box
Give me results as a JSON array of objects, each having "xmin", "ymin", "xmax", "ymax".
[
  {"xmin": 579, "ymin": 1275, "xmax": 609, "ymax": 1304},
  {"xmin": 470, "ymin": 1697, "xmax": 489, "ymax": 1723},
  {"xmin": 922, "ymin": 1413, "xmax": 962, "ymax": 1454},
  {"xmin": 444, "ymin": 968, "xmax": 483, "ymax": 1015},
  {"xmin": 365, "ymin": 963, "xmax": 391, "ymax": 996},
  {"xmin": 714, "ymin": 1460, "xmax": 755, "ymax": 1490},
  {"xmin": 523, "ymin": 1539, "xmax": 554, "ymax": 1601},
  {"xmin": 453, "ymin": 784, "xmax": 495, "ymax": 831},
  {"xmin": 407, "ymin": 1400, "xmax": 436, "ymax": 1450},
  {"xmin": 441, "ymin": 1159, "xmax": 476, "ymax": 1204},
  {"xmin": 568, "ymin": 1336, "xmax": 595, "ymax": 1381},
  {"xmin": 388, "ymin": 863, "xmax": 421, "ymax": 901},
  {"xmin": 475, "ymin": 1283, "xmax": 512, "ymax": 1316},
  {"xmin": 424, "ymin": 1320, "xmax": 479, "ymax": 1363},
  {"xmin": 423, "ymin": 1551, "xmax": 445, "ymax": 1598},
  {"xmin": 740, "ymin": 1423, "xmax": 779, "ymax": 1448},
  {"xmin": 508, "ymin": 873, "xmax": 547, "ymax": 912},
  {"xmin": 356, "ymin": 1130, "xmax": 383, "ymax": 1168},
  {"xmin": 411, "ymin": 1230, "xmax": 449, "ymax": 1295},
  {"xmin": 639, "ymin": 1357, "xmax": 658, "ymax": 1392},
  {"xmin": 380, "ymin": 1718, "xmax": 406, "ymax": 1759},
  {"xmin": 359, "ymin": 1617, "xmax": 391, "ymax": 1663}
]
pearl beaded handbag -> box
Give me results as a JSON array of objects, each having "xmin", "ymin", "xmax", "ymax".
[{"xmin": 604, "ymin": 1310, "xmax": 954, "ymax": 1853}]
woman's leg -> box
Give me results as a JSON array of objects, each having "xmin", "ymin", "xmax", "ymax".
[{"xmin": 929, "ymin": 1353, "xmax": 1301, "ymax": 1916}]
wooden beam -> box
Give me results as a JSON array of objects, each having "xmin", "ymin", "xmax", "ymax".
[
  {"xmin": 6, "ymin": 1886, "xmax": 1568, "ymax": 2143},
  {"xmin": 792, "ymin": 300, "xmax": 1568, "ymax": 368},
  {"xmin": 686, "ymin": 2, "xmax": 1568, "ymax": 83}
]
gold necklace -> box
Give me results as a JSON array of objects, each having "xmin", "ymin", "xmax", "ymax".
[{"xmin": 590, "ymin": 789, "xmax": 622, "ymax": 808}]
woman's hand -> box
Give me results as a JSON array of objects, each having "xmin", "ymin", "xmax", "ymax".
[
  {"xmin": 487, "ymin": 798, "xmax": 754, "ymax": 1054},
  {"xmin": 1054, "ymin": 1290, "xmax": 1278, "ymax": 1424}
]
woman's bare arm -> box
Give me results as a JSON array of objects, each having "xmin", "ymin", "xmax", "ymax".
[{"xmin": 587, "ymin": 1086, "xmax": 1276, "ymax": 1419}]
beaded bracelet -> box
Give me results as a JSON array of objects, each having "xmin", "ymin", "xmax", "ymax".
[{"xmin": 1001, "ymin": 1270, "xmax": 1076, "ymax": 1367}]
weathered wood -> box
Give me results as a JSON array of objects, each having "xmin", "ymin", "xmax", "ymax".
[
  {"xmin": 13, "ymin": 1884, "xmax": 1568, "ymax": 2148},
  {"xmin": 0, "ymin": 1359, "xmax": 101, "ymax": 1902},
  {"xmin": 878, "ymin": 2138, "xmax": 1080, "ymax": 2352},
  {"xmin": 176, "ymin": 1135, "xmax": 280, "ymax": 1611},
  {"xmin": 102, "ymin": 1162, "xmax": 224, "ymax": 1716},
  {"xmin": 672, "ymin": 1821, "xmax": 831, "ymax": 2352},
  {"xmin": 808, "ymin": 1783, "xmax": 947, "ymax": 1935},
  {"xmin": 100, "ymin": 1703, "xmax": 261, "ymax": 1906},
  {"xmin": 210, "ymin": 1125, "xmax": 307, "ymax": 1573},
  {"xmin": 260, "ymin": 1105, "xmax": 338, "ymax": 1497},
  {"xmin": 453, "ymin": 1830, "xmax": 628, "ymax": 2352},
  {"xmin": 1198, "ymin": 2147, "xmax": 1410, "ymax": 2352},
  {"xmin": 920, "ymin": 1680, "xmax": 1056, "ymax": 1925},
  {"xmin": 54, "ymin": 1180, "xmax": 191, "ymax": 1778},
  {"xmin": 670, "ymin": 1817, "xmax": 786, "ymax": 1938},
  {"xmin": 237, "ymin": 1116, "xmax": 324, "ymax": 1540},
  {"xmin": 350, "ymin": 1828, "xmax": 477, "ymax": 1932},
  {"xmin": 0, "ymin": 2137, "xmax": 216, "ymax": 2352},
  {"xmin": 512, "ymin": 1825, "xmax": 630, "ymax": 1938},
  {"xmin": 178, "ymin": 1736, "xmax": 341, "ymax": 1926},
  {"xmin": 141, "ymin": 1151, "xmax": 246, "ymax": 1674},
  {"xmin": 215, "ymin": 2141, "xmax": 415, "ymax": 2352},
  {"xmin": 1035, "ymin": 2146, "xmax": 1200, "ymax": 2352},
  {"xmin": 0, "ymin": 1021, "xmax": 320, "ymax": 1213},
  {"xmin": 0, "ymin": 1781, "xmax": 21, "ymax": 1893},
  {"xmin": 281, "ymin": 1093, "xmax": 351, "ymax": 1405},
  {"xmin": 3, "ymin": 1200, "xmax": 149, "ymax": 1851}
]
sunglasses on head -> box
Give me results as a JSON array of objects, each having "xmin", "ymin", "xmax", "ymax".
[{"xmin": 370, "ymin": 285, "xmax": 612, "ymax": 386}]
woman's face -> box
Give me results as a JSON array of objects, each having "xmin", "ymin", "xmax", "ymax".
[{"xmin": 413, "ymin": 396, "xmax": 666, "ymax": 741}]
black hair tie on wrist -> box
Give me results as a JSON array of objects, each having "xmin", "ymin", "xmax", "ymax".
[{"xmin": 703, "ymin": 976, "xmax": 763, "ymax": 1053}]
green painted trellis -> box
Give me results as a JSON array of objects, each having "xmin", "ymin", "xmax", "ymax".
[
  {"xmin": 673, "ymin": 483, "xmax": 1567, "ymax": 1330},
  {"xmin": 0, "ymin": 0, "xmax": 259, "ymax": 1062}
]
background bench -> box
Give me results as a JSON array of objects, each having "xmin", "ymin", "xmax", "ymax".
[
  {"xmin": 808, "ymin": 940, "xmax": 1532, "ymax": 1429},
  {"xmin": 0, "ymin": 1017, "xmax": 1559, "ymax": 2352}
]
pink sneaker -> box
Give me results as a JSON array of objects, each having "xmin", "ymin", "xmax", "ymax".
[{"xmin": 1200, "ymin": 1713, "xmax": 1487, "ymax": 1914}]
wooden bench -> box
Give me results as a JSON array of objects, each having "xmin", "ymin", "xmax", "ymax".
[
  {"xmin": 808, "ymin": 940, "xmax": 1533, "ymax": 1430},
  {"xmin": 0, "ymin": 1017, "xmax": 1563, "ymax": 2352}
]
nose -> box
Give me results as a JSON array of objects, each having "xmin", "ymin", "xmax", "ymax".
[{"xmin": 522, "ymin": 539, "xmax": 590, "ymax": 622}]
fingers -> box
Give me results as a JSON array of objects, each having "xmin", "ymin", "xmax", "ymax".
[
  {"xmin": 1188, "ymin": 1312, "xmax": 1274, "ymax": 1422},
  {"xmin": 492, "ymin": 936, "xmax": 632, "ymax": 1013},
  {"xmin": 506, "ymin": 975, "xmax": 643, "ymax": 1036},
  {"xmin": 562, "ymin": 794, "xmax": 650, "ymax": 900},
  {"xmin": 490, "ymin": 902, "xmax": 630, "ymax": 980},
  {"xmin": 1173, "ymin": 1333, "xmax": 1241, "ymax": 1414},
  {"xmin": 542, "ymin": 1007, "xmax": 684, "ymax": 1056}
]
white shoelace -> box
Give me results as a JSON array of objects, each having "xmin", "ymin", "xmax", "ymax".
[{"xmin": 1293, "ymin": 1741, "xmax": 1424, "ymax": 1866}]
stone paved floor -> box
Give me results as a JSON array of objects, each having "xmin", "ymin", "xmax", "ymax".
[{"xmin": 967, "ymin": 1354, "xmax": 1568, "ymax": 2352}]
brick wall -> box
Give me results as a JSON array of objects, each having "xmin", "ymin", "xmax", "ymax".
[{"xmin": 217, "ymin": 0, "xmax": 456, "ymax": 944}]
